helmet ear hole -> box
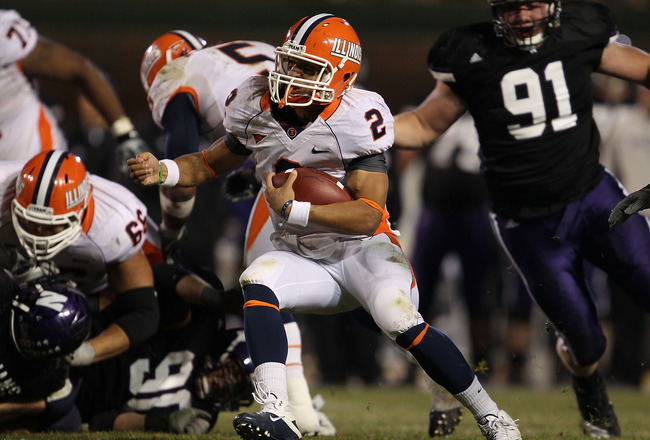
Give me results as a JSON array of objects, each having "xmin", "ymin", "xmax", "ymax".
[{"xmin": 343, "ymin": 73, "xmax": 351, "ymax": 82}]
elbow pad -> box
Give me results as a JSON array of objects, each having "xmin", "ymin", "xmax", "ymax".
[{"xmin": 115, "ymin": 286, "xmax": 159, "ymax": 346}]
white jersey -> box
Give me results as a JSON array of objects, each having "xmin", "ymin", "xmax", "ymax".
[
  {"xmin": 0, "ymin": 161, "xmax": 148, "ymax": 293},
  {"xmin": 225, "ymin": 76, "xmax": 394, "ymax": 255},
  {"xmin": 0, "ymin": 10, "xmax": 67, "ymax": 159},
  {"xmin": 147, "ymin": 40, "xmax": 275, "ymax": 146}
]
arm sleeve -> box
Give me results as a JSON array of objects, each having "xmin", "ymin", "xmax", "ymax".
[
  {"xmin": 114, "ymin": 286, "xmax": 160, "ymax": 347},
  {"xmin": 161, "ymin": 93, "xmax": 201, "ymax": 159},
  {"xmin": 347, "ymin": 152, "xmax": 388, "ymax": 173}
]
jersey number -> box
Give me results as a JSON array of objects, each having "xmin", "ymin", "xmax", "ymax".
[
  {"xmin": 364, "ymin": 109, "xmax": 387, "ymax": 141},
  {"xmin": 127, "ymin": 351, "xmax": 194, "ymax": 411},
  {"xmin": 6, "ymin": 24, "xmax": 28, "ymax": 48},
  {"xmin": 125, "ymin": 209, "xmax": 147, "ymax": 246},
  {"xmin": 501, "ymin": 61, "xmax": 577, "ymax": 140}
]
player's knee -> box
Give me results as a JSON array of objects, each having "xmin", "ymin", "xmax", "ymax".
[
  {"xmin": 370, "ymin": 287, "xmax": 421, "ymax": 340},
  {"xmin": 561, "ymin": 330, "xmax": 607, "ymax": 367},
  {"xmin": 242, "ymin": 283, "xmax": 279, "ymax": 307},
  {"xmin": 395, "ymin": 322, "xmax": 429, "ymax": 349}
]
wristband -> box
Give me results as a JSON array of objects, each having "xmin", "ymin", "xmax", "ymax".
[
  {"xmin": 160, "ymin": 159, "xmax": 180, "ymax": 187},
  {"xmin": 110, "ymin": 116, "xmax": 135, "ymax": 138},
  {"xmin": 281, "ymin": 200, "xmax": 294, "ymax": 219},
  {"xmin": 287, "ymin": 201, "xmax": 310, "ymax": 226}
]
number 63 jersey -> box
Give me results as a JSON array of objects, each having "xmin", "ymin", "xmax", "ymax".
[
  {"xmin": 0, "ymin": 161, "xmax": 148, "ymax": 293},
  {"xmin": 428, "ymin": 1, "xmax": 617, "ymax": 219}
]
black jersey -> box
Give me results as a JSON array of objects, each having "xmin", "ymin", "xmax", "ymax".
[
  {"xmin": 428, "ymin": 1, "xmax": 617, "ymax": 218},
  {"xmin": 75, "ymin": 303, "xmax": 226, "ymax": 423}
]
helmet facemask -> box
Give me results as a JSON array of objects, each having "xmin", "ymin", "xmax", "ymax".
[
  {"xmin": 490, "ymin": 0, "xmax": 561, "ymax": 50},
  {"xmin": 270, "ymin": 45, "xmax": 339, "ymax": 108},
  {"xmin": 195, "ymin": 353, "xmax": 254, "ymax": 411},
  {"xmin": 11, "ymin": 151, "xmax": 92, "ymax": 261}
]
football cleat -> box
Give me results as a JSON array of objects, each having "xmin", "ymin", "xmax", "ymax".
[
  {"xmin": 477, "ymin": 410, "xmax": 522, "ymax": 440},
  {"xmin": 233, "ymin": 383, "xmax": 301, "ymax": 440},
  {"xmin": 429, "ymin": 408, "xmax": 463, "ymax": 437},
  {"xmin": 573, "ymin": 377, "xmax": 621, "ymax": 438}
]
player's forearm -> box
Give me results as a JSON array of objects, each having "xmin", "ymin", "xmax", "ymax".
[
  {"xmin": 393, "ymin": 111, "xmax": 437, "ymax": 149},
  {"xmin": 0, "ymin": 399, "xmax": 46, "ymax": 422},
  {"xmin": 309, "ymin": 200, "xmax": 384, "ymax": 235}
]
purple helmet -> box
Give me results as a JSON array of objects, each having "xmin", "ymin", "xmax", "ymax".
[
  {"xmin": 195, "ymin": 328, "xmax": 254, "ymax": 411},
  {"xmin": 10, "ymin": 279, "xmax": 92, "ymax": 359}
]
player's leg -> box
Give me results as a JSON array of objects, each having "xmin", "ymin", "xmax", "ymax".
[
  {"xmin": 345, "ymin": 234, "xmax": 521, "ymax": 440},
  {"xmin": 159, "ymin": 186, "xmax": 194, "ymax": 262},
  {"xmin": 490, "ymin": 205, "xmax": 618, "ymax": 438},
  {"xmin": 234, "ymin": 251, "xmax": 351, "ymax": 440}
]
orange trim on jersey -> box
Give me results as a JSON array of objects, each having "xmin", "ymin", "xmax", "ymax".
[
  {"xmin": 404, "ymin": 323, "xmax": 429, "ymax": 351},
  {"xmin": 243, "ymin": 299, "xmax": 279, "ymax": 311},
  {"xmin": 246, "ymin": 193, "xmax": 270, "ymax": 252},
  {"xmin": 201, "ymin": 150, "xmax": 219, "ymax": 178},
  {"xmin": 260, "ymin": 91, "xmax": 271, "ymax": 111},
  {"xmin": 170, "ymin": 87, "xmax": 200, "ymax": 114},
  {"xmin": 143, "ymin": 239, "xmax": 164, "ymax": 266},
  {"xmin": 81, "ymin": 196, "xmax": 95, "ymax": 234},
  {"xmin": 38, "ymin": 105, "xmax": 54, "ymax": 152},
  {"xmin": 319, "ymin": 97, "xmax": 342, "ymax": 121},
  {"xmin": 359, "ymin": 197, "xmax": 416, "ymax": 289}
]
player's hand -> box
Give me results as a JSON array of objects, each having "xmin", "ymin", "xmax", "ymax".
[
  {"xmin": 127, "ymin": 152, "xmax": 161, "ymax": 186},
  {"xmin": 66, "ymin": 341, "xmax": 95, "ymax": 366},
  {"xmin": 115, "ymin": 131, "xmax": 150, "ymax": 175},
  {"xmin": 168, "ymin": 408, "xmax": 213, "ymax": 434},
  {"xmin": 265, "ymin": 170, "xmax": 297, "ymax": 216},
  {"xmin": 608, "ymin": 185, "xmax": 650, "ymax": 228}
]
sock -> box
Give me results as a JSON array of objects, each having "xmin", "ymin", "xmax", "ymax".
[
  {"xmin": 284, "ymin": 321, "xmax": 304, "ymax": 380},
  {"xmin": 254, "ymin": 362, "xmax": 290, "ymax": 404},
  {"xmin": 453, "ymin": 376, "xmax": 499, "ymax": 420}
]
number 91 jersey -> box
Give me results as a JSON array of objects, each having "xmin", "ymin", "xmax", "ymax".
[
  {"xmin": 428, "ymin": 1, "xmax": 617, "ymax": 218},
  {"xmin": 147, "ymin": 40, "xmax": 275, "ymax": 145}
]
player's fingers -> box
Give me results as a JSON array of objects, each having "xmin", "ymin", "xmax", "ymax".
[
  {"xmin": 265, "ymin": 172, "xmax": 276, "ymax": 189},
  {"xmin": 284, "ymin": 169, "xmax": 298, "ymax": 187}
]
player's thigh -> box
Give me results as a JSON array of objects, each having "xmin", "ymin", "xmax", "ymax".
[
  {"xmin": 343, "ymin": 235, "xmax": 423, "ymax": 340},
  {"xmin": 240, "ymin": 250, "xmax": 356, "ymax": 313}
]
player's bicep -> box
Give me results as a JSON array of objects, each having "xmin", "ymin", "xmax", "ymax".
[{"xmin": 347, "ymin": 169, "xmax": 388, "ymax": 208}]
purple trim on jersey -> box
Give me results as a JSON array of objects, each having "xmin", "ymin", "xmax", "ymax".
[
  {"xmin": 490, "ymin": 171, "xmax": 650, "ymax": 366},
  {"xmin": 289, "ymin": 13, "xmax": 334, "ymax": 45}
]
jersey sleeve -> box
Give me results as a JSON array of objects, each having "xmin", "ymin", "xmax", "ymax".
[
  {"xmin": 148, "ymin": 56, "xmax": 196, "ymax": 129},
  {"xmin": 560, "ymin": 1, "xmax": 618, "ymax": 48},
  {"xmin": 0, "ymin": 10, "xmax": 38, "ymax": 67},
  {"xmin": 223, "ymin": 76, "xmax": 269, "ymax": 144}
]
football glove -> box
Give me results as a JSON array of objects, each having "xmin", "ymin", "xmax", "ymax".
[
  {"xmin": 608, "ymin": 184, "xmax": 650, "ymax": 228},
  {"xmin": 168, "ymin": 408, "xmax": 214, "ymax": 434},
  {"xmin": 223, "ymin": 166, "xmax": 261, "ymax": 202},
  {"xmin": 111, "ymin": 116, "xmax": 150, "ymax": 175},
  {"xmin": 66, "ymin": 341, "xmax": 95, "ymax": 366}
]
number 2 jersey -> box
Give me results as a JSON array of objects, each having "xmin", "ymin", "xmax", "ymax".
[
  {"xmin": 428, "ymin": 1, "xmax": 617, "ymax": 218},
  {"xmin": 223, "ymin": 76, "xmax": 394, "ymax": 254}
]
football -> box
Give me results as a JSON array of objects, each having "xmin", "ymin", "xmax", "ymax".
[{"xmin": 271, "ymin": 167, "xmax": 352, "ymax": 205}]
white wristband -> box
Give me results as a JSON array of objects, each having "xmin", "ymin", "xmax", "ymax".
[
  {"xmin": 160, "ymin": 159, "xmax": 180, "ymax": 187},
  {"xmin": 287, "ymin": 201, "xmax": 311, "ymax": 226},
  {"xmin": 110, "ymin": 116, "xmax": 135, "ymax": 137}
]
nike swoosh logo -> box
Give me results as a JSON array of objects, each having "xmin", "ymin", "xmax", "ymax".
[
  {"xmin": 312, "ymin": 147, "xmax": 328, "ymax": 154},
  {"xmin": 269, "ymin": 415, "xmax": 284, "ymax": 422}
]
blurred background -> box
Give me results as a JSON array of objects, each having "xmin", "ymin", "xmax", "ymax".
[{"xmin": 5, "ymin": 0, "xmax": 650, "ymax": 391}]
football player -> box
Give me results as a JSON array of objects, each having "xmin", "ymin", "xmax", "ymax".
[
  {"xmin": 75, "ymin": 263, "xmax": 253, "ymax": 434},
  {"xmin": 393, "ymin": 0, "xmax": 650, "ymax": 437},
  {"xmin": 0, "ymin": 151, "xmax": 160, "ymax": 367},
  {"xmin": 0, "ymin": 276, "xmax": 92, "ymax": 432},
  {"xmin": 129, "ymin": 13, "xmax": 522, "ymax": 440},
  {"xmin": 0, "ymin": 9, "xmax": 148, "ymax": 168},
  {"xmin": 139, "ymin": 31, "xmax": 334, "ymax": 437}
]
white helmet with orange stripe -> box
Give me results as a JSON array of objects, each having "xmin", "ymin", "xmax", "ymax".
[
  {"xmin": 12, "ymin": 151, "xmax": 92, "ymax": 260},
  {"xmin": 140, "ymin": 30, "xmax": 207, "ymax": 93}
]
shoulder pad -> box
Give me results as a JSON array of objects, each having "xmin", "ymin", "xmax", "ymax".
[{"xmin": 556, "ymin": 1, "xmax": 617, "ymax": 45}]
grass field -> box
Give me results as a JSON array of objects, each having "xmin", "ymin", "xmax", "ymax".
[{"xmin": 2, "ymin": 385, "xmax": 648, "ymax": 439}]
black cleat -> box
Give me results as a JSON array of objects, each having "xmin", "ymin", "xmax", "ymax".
[
  {"xmin": 573, "ymin": 373, "xmax": 621, "ymax": 438},
  {"xmin": 234, "ymin": 410, "xmax": 302, "ymax": 440},
  {"xmin": 429, "ymin": 408, "xmax": 463, "ymax": 437}
]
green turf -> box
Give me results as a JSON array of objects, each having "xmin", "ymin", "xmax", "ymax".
[{"xmin": 3, "ymin": 385, "xmax": 648, "ymax": 439}]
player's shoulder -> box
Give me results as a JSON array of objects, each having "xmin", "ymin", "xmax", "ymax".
[
  {"xmin": 335, "ymin": 87, "xmax": 392, "ymax": 121},
  {"xmin": 556, "ymin": 0, "xmax": 617, "ymax": 42},
  {"xmin": 89, "ymin": 175, "xmax": 147, "ymax": 231},
  {"xmin": 0, "ymin": 9, "xmax": 38, "ymax": 66},
  {"xmin": 428, "ymin": 23, "xmax": 496, "ymax": 71},
  {"xmin": 224, "ymin": 76, "xmax": 269, "ymax": 119}
]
